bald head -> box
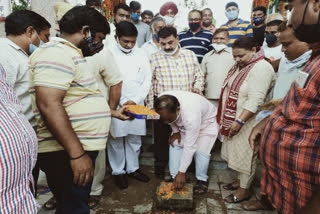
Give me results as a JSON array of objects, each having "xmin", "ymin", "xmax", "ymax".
[{"xmin": 266, "ymin": 13, "xmax": 284, "ymax": 24}]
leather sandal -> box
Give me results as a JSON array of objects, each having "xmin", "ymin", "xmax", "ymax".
[
  {"xmin": 88, "ymin": 195, "xmax": 101, "ymax": 209},
  {"xmin": 43, "ymin": 196, "xmax": 57, "ymax": 210},
  {"xmin": 224, "ymin": 193, "xmax": 251, "ymax": 203},
  {"xmin": 222, "ymin": 182, "xmax": 239, "ymax": 191},
  {"xmin": 193, "ymin": 180, "xmax": 208, "ymax": 195}
]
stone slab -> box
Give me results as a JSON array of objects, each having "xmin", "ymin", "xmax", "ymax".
[{"xmin": 156, "ymin": 182, "xmax": 193, "ymax": 211}]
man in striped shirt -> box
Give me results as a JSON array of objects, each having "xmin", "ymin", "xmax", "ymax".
[
  {"xmin": 178, "ymin": 9, "xmax": 213, "ymax": 63},
  {"xmin": 220, "ymin": 2, "xmax": 253, "ymax": 47},
  {"xmin": 29, "ymin": 7, "xmax": 122, "ymax": 214}
]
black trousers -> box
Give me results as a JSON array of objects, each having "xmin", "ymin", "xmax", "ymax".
[
  {"xmin": 38, "ymin": 151, "xmax": 98, "ymax": 214},
  {"xmin": 153, "ymin": 119, "xmax": 171, "ymax": 167}
]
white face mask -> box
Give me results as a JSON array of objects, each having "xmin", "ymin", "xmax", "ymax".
[
  {"xmin": 162, "ymin": 15, "xmax": 176, "ymax": 26},
  {"xmin": 160, "ymin": 44, "xmax": 179, "ymax": 56},
  {"xmin": 212, "ymin": 43, "xmax": 227, "ymax": 53},
  {"xmin": 116, "ymin": 37, "xmax": 133, "ymax": 53}
]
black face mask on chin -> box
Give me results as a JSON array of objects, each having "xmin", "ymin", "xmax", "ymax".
[{"xmin": 294, "ymin": 0, "xmax": 320, "ymax": 44}]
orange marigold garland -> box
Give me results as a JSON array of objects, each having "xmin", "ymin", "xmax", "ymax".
[{"xmin": 101, "ymin": 0, "xmax": 126, "ymax": 22}]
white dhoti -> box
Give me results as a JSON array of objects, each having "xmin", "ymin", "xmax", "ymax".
[{"xmin": 90, "ymin": 150, "xmax": 106, "ymax": 196}]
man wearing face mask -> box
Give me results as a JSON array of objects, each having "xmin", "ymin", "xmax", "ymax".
[
  {"xmin": 107, "ymin": 21, "xmax": 152, "ymax": 190},
  {"xmin": 129, "ymin": 1, "xmax": 151, "ymax": 47},
  {"xmin": 178, "ymin": 9, "xmax": 213, "ymax": 63},
  {"xmin": 263, "ymin": 19, "xmax": 284, "ymax": 62},
  {"xmin": 29, "ymin": 6, "xmax": 113, "ymax": 214},
  {"xmin": 201, "ymin": 28, "xmax": 235, "ymax": 108},
  {"xmin": 0, "ymin": 10, "xmax": 50, "ymax": 129},
  {"xmin": 154, "ymin": 91, "xmax": 219, "ymax": 195},
  {"xmin": 221, "ymin": 2, "xmax": 253, "ymax": 47},
  {"xmin": 249, "ymin": 0, "xmax": 320, "ymax": 213},
  {"xmin": 252, "ymin": 6, "xmax": 267, "ymax": 47},
  {"xmin": 141, "ymin": 16, "xmax": 166, "ymax": 58},
  {"xmin": 159, "ymin": 1, "xmax": 179, "ymax": 30},
  {"xmin": 146, "ymin": 27, "xmax": 204, "ymax": 179}
]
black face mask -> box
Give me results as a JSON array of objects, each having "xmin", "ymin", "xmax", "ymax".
[
  {"xmin": 265, "ymin": 34, "xmax": 278, "ymax": 46},
  {"xmin": 189, "ymin": 22, "xmax": 201, "ymax": 31},
  {"xmin": 294, "ymin": 0, "xmax": 320, "ymax": 44}
]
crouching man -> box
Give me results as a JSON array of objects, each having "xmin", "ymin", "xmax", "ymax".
[{"xmin": 154, "ymin": 91, "xmax": 219, "ymax": 194}]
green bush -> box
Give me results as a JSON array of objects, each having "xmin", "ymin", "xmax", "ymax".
[{"xmin": 11, "ymin": 0, "xmax": 30, "ymax": 12}]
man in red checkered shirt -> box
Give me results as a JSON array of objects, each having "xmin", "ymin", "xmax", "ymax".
[{"xmin": 249, "ymin": 0, "xmax": 320, "ymax": 213}]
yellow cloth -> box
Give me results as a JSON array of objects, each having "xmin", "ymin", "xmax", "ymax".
[
  {"xmin": 54, "ymin": 2, "xmax": 73, "ymax": 20},
  {"xmin": 29, "ymin": 37, "xmax": 111, "ymax": 153}
]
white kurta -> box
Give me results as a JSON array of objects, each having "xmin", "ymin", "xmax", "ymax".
[{"xmin": 110, "ymin": 45, "xmax": 152, "ymax": 137}]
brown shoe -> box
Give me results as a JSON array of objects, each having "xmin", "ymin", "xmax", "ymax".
[{"xmin": 241, "ymin": 200, "xmax": 274, "ymax": 211}]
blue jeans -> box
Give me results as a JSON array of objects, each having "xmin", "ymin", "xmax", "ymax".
[{"xmin": 38, "ymin": 151, "xmax": 98, "ymax": 214}]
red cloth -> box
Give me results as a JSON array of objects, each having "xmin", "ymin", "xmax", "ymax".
[
  {"xmin": 159, "ymin": 1, "xmax": 178, "ymax": 16},
  {"xmin": 217, "ymin": 49, "xmax": 265, "ymax": 136},
  {"xmin": 260, "ymin": 43, "xmax": 320, "ymax": 214}
]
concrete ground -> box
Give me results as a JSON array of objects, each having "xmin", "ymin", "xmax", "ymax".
[{"xmin": 37, "ymin": 136, "xmax": 277, "ymax": 214}]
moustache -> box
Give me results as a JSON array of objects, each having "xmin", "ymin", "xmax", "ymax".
[{"xmin": 164, "ymin": 49, "xmax": 174, "ymax": 52}]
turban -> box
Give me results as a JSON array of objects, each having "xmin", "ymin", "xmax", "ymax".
[
  {"xmin": 54, "ymin": 2, "xmax": 73, "ymax": 20},
  {"xmin": 225, "ymin": 2, "xmax": 239, "ymax": 10},
  {"xmin": 159, "ymin": 1, "xmax": 178, "ymax": 16}
]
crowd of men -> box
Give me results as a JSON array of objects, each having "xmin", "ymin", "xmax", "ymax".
[{"xmin": 0, "ymin": 0, "xmax": 319, "ymax": 214}]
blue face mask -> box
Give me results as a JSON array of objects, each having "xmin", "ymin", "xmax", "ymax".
[
  {"xmin": 225, "ymin": 10, "xmax": 239, "ymax": 21},
  {"xmin": 131, "ymin": 13, "xmax": 141, "ymax": 21},
  {"xmin": 253, "ymin": 17, "xmax": 263, "ymax": 26},
  {"xmin": 29, "ymin": 37, "xmax": 44, "ymax": 54}
]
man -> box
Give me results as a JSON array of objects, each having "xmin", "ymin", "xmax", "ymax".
[
  {"xmin": 264, "ymin": 19, "xmax": 284, "ymax": 62},
  {"xmin": 242, "ymin": 21, "xmax": 311, "ymax": 211},
  {"xmin": 104, "ymin": 3, "xmax": 131, "ymax": 48},
  {"xmin": 252, "ymin": 6, "xmax": 267, "ymax": 47},
  {"xmin": 154, "ymin": 91, "xmax": 219, "ymax": 194},
  {"xmin": 221, "ymin": 2, "xmax": 253, "ymax": 47},
  {"xmin": 201, "ymin": 28, "xmax": 235, "ymax": 108},
  {"xmin": 146, "ymin": 26, "xmax": 204, "ymax": 178},
  {"xmin": 178, "ymin": 10, "xmax": 213, "ymax": 63},
  {"xmin": 86, "ymin": 0, "xmax": 101, "ymax": 11},
  {"xmin": 249, "ymin": 0, "xmax": 320, "ymax": 213},
  {"xmin": 0, "ymin": 10, "xmax": 50, "ymax": 129},
  {"xmin": 141, "ymin": 16, "xmax": 166, "ymax": 58},
  {"xmin": 141, "ymin": 9, "xmax": 154, "ymax": 25},
  {"xmin": 129, "ymin": 1, "xmax": 151, "ymax": 47},
  {"xmin": 107, "ymin": 21, "xmax": 151, "ymax": 189},
  {"xmin": 159, "ymin": 1, "xmax": 179, "ymax": 30},
  {"xmin": 201, "ymin": 8, "xmax": 216, "ymax": 33},
  {"xmin": 0, "ymin": 64, "xmax": 38, "ymax": 213},
  {"xmin": 29, "ymin": 6, "xmax": 117, "ymax": 214}
]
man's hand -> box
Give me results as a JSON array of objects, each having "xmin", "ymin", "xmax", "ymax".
[
  {"xmin": 191, "ymin": 88, "xmax": 203, "ymax": 96},
  {"xmin": 111, "ymin": 106, "xmax": 131, "ymax": 121},
  {"xmin": 70, "ymin": 153, "xmax": 94, "ymax": 186},
  {"xmin": 123, "ymin": 100, "xmax": 136, "ymax": 105},
  {"xmin": 169, "ymin": 132, "xmax": 181, "ymax": 148},
  {"xmin": 228, "ymin": 121, "xmax": 242, "ymax": 138},
  {"xmin": 173, "ymin": 172, "xmax": 186, "ymax": 190},
  {"xmin": 249, "ymin": 117, "xmax": 269, "ymax": 152}
]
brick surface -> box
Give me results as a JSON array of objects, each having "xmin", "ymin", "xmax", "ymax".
[{"xmin": 156, "ymin": 182, "xmax": 193, "ymax": 211}]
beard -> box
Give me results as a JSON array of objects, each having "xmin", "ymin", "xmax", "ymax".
[
  {"xmin": 78, "ymin": 38, "xmax": 91, "ymax": 57},
  {"xmin": 202, "ymin": 20, "xmax": 212, "ymax": 27}
]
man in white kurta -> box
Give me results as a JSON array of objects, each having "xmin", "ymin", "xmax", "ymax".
[
  {"xmin": 107, "ymin": 21, "xmax": 152, "ymax": 189},
  {"xmin": 154, "ymin": 91, "xmax": 219, "ymax": 194}
]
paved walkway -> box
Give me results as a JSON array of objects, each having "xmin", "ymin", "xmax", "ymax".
[
  {"xmin": 37, "ymin": 136, "xmax": 277, "ymax": 214},
  {"xmin": 37, "ymin": 166, "xmax": 276, "ymax": 214}
]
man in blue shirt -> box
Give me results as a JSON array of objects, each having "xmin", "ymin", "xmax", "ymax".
[{"xmin": 178, "ymin": 9, "xmax": 213, "ymax": 63}]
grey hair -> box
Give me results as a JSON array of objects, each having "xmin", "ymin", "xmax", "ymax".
[{"xmin": 150, "ymin": 16, "xmax": 165, "ymax": 32}]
